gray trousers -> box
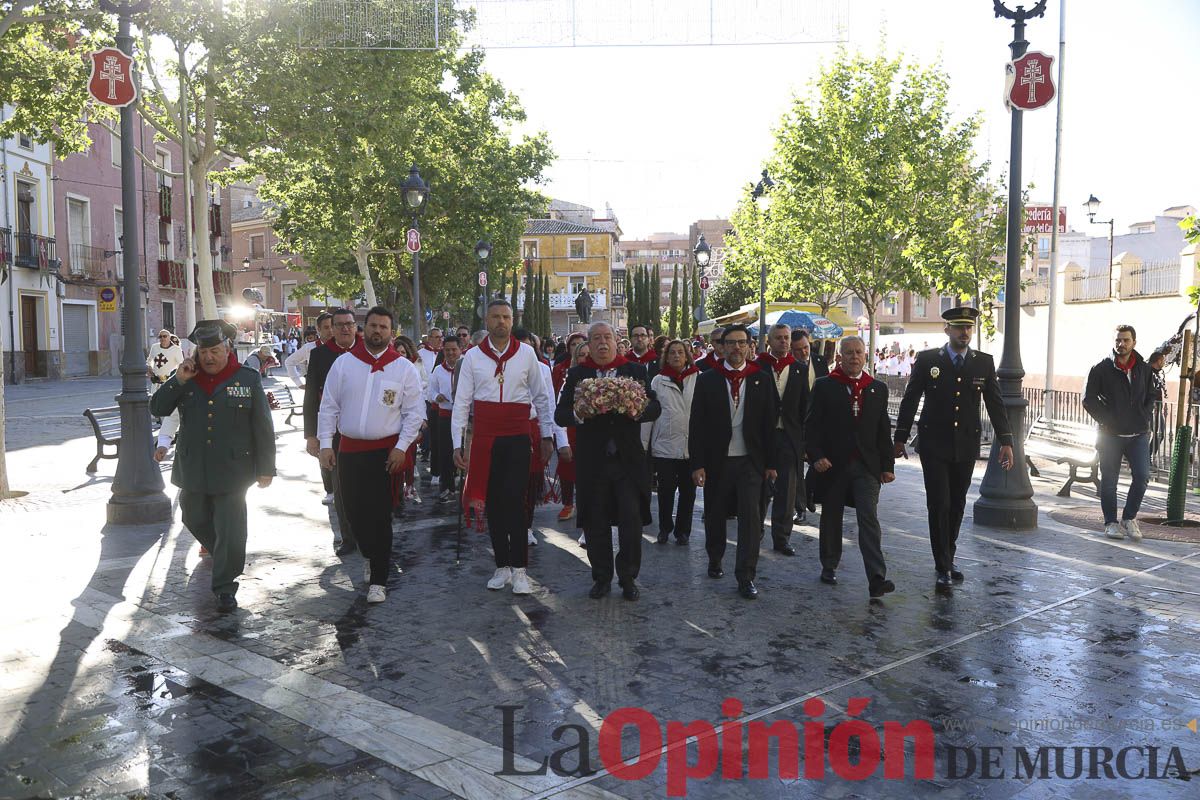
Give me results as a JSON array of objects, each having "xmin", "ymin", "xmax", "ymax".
[
  {"xmin": 764, "ymin": 429, "xmax": 799, "ymax": 547},
  {"xmin": 817, "ymin": 460, "xmax": 886, "ymax": 582}
]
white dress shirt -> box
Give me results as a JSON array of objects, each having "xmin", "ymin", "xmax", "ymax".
[
  {"xmin": 317, "ymin": 348, "xmax": 424, "ymax": 451},
  {"xmin": 417, "ymin": 346, "xmax": 440, "ymax": 378},
  {"xmin": 536, "ymin": 359, "xmax": 569, "ymax": 449},
  {"xmin": 451, "ymin": 338, "xmax": 555, "ymax": 449},
  {"xmin": 285, "ymin": 339, "xmax": 318, "ymax": 387},
  {"xmin": 724, "ymin": 360, "xmax": 750, "ymax": 457},
  {"xmin": 427, "ymin": 361, "xmax": 456, "ymax": 412}
]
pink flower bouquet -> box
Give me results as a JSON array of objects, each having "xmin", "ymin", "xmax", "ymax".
[{"xmin": 573, "ymin": 376, "xmax": 648, "ymax": 421}]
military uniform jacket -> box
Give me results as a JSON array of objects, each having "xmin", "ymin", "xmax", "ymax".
[
  {"xmin": 151, "ymin": 365, "xmax": 277, "ymax": 494},
  {"xmin": 894, "ymin": 347, "xmax": 1012, "ymax": 462}
]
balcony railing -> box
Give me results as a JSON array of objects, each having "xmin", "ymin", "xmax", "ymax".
[
  {"xmin": 1120, "ymin": 261, "xmax": 1180, "ymax": 299},
  {"xmin": 157, "ymin": 260, "xmax": 233, "ymax": 297},
  {"xmin": 209, "ymin": 203, "xmax": 222, "ymax": 237},
  {"xmin": 66, "ymin": 243, "xmax": 111, "ymax": 280},
  {"xmin": 515, "ymin": 290, "xmax": 608, "ymax": 311},
  {"xmin": 0, "ymin": 227, "xmax": 10, "ymax": 265},
  {"xmin": 13, "ymin": 232, "xmax": 57, "ymax": 270},
  {"xmin": 1064, "ymin": 271, "xmax": 1112, "ymax": 303},
  {"xmin": 158, "ymin": 184, "xmax": 172, "ymax": 220},
  {"xmin": 212, "ymin": 269, "xmax": 231, "ymax": 297}
]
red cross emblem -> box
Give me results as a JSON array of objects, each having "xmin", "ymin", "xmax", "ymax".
[
  {"xmin": 1006, "ymin": 51, "xmax": 1055, "ymax": 111},
  {"xmin": 88, "ymin": 48, "xmax": 138, "ymax": 108}
]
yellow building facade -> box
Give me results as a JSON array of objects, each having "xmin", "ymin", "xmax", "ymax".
[{"xmin": 520, "ymin": 216, "xmax": 624, "ymax": 335}]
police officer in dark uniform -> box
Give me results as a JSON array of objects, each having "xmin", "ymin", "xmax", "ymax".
[
  {"xmin": 151, "ymin": 320, "xmax": 276, "ymax": 613},
  {"xmin": 893, "ymin": 307, "xmax": 1013, "ymax": 588}
]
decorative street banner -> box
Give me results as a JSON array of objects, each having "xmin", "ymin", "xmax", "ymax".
[
  {"xmin": 405, "ymin": 228, "xmax": 421, "ymax": 253},
  {"xmin": 99, "ymin": 286, "xmax": 118, "ymax": 312},
  {"xmin": 88, "ymin": 47, "xmax": 138, "ymax": 108},
  {"xmin": 1005, "ymin": 51, "xmax": 1055, "ymax": 111}
]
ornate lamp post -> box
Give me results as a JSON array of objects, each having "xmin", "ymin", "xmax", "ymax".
[
  {"xmin": 475, "ymin": 238, "xmax": 492, "ymax": 325},
  {"xmin": 750, "ymin": 169, "xmax": 775, "ymax": 353},
  {"xmin": 1084, "ymin": 193, "xmax": 1115, "ymax": 288},
  {"xmin": 973, "ymin": 0, "xmax": 1047, "ymax": 530},
  {"xmin": 693, "ymin": 233, "xmax": 711, "ymax": 323},
  {"xmin": 401, "ymin": 165, "xmax": 429, "ymax": 338}
]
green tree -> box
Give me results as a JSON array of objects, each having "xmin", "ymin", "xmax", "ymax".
[
  {"xmin": 705, "ymin": 271, "xmax": 755, "ymax": 319},
  {"xmin": 540, "ymin": 269, "xmax": 551, "ymax": 339},
  {"xmin": 652, "ymin": 264, "xmax": 662, "ymax": 335},
  {"xmin": 509, "ymin": 267, "xmax": 520, "ymax": 328},
  {"xmin": 730, "ymin": 46, "xmax": 989, "ymax": 356},
  {"xmin": 667, "ymin": 266, "xmax": 679, "ymax": 338},
  {"xmin": 679, "ymin": 266, "xmax": 690, "ymax": 338}
]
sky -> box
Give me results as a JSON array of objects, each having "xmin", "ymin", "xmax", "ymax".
[{"xmin": 475, "ymin": 0, "xmax": 1200, "ymax": 240}]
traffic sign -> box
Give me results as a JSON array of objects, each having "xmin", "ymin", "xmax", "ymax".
[
  {"xmin": 425, "ymin": 308, "xmax": 433, "ymax": 322},
  {"xmin": 700, "ymin": 276, "xmax": 710, "ymax": 291},
  {"xmin": 88, "ymin": 48, "xmax": 138, "ymax": 108},
  {"xmin": 99, "ymin": 286, "xmax": 117, "ymax": 312},
  {"xmin": 1005, "ymin": 51, "xmax": 1055, "ymax": 111},
  {"xmin": 406, "ymin": 228, "xmax": 421, "ymax": 253},
  {"xmin": 478, "ymin": 271, "xmax": 488, "ymax": 287}
]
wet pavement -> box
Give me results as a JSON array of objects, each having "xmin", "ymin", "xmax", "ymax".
[{"xmin": 2, "ymin": 376, "xmax": 1199, "ymax": 798}]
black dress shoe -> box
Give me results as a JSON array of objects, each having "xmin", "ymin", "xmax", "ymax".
[
  {"xmin": 675, "ymin": 535, "xmax": 690, "ymax": 545},
  {"xmin": 656, "ymin": 532, "xmax": 670, "ymax": 544},
  {"xmin": 588, "ymin": 581, "xmax": 611, "ymax": 599},
  {"xmin": 936, "ymin": 571, "xmax": 952, "ymax": 587},
  {"xmin": 215, "ymin": 593, "xmax": 238, "ymax": 613},
  {"xmin": 820, "ymin": 568, "xmax": 837, "ymax": 585},
  {"xmin": 793, "ymin": 511, "xmax": 807, "ymax": 525},
  {"xmin": 335, "ymin": 541, "xmax": 358, "ymax": 557},
  {"xmin": 738, "ymin": 581, "xmax": 758, "ymax": 599},
  {"xmin": 950, "ymin": 565, "xmax": 965, "ymax": 582},
  {"xmin": 868, "ymin": 577, "xmax": 896, "ymax": 599},
  {"xmin": 621, "ymin": 582, "xmax": 640, "ymax": 601},
  {"xmin": 807, "ymin": 499, "xmax": 816, "ymax": 513},
  {"xmin": 773, "ymin": 544, "xmax": 796, "ymax": 556},
  {"xmin": 707, "ymin": 563, "xmax": 724, "ymax": 579}
]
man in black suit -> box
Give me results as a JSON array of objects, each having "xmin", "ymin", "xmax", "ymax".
[
  {"xmin": 791, "ymin": 329, "xmax": 827, "ymax": 523},
  {"xmin": 303, "ymin": 307, "xmax": 360, "ymax": 556},
  {"xmin": 689, "ymin": 324, "xmax": 777, "ymax": 599},
  {"xmin": 894, "ymin": 306, "xmax": 1013, "ymax": 588},
  {"xmin": 807, "ymin": 335, "xmax": 896, "ymax": 600},
  {"xmin": 555, "ymin": 322, "xmax": 661, "ymax": 601},
  {"xmin": 758, "ymin": 323, "xmax": 808, "ymax": 555}
]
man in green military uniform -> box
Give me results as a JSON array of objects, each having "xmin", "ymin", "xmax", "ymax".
[
  {"xmin": 893, "ymin": 307, "xmax": 1013, "ymax": 588},
  {"xmin": 151, "ymin": 320, "xmax": 276, "ymax": 613}
]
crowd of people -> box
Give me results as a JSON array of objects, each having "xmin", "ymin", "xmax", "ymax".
[{"xmin": 148, "ymin": 303, "xmax": 1157, "ymax": 615}]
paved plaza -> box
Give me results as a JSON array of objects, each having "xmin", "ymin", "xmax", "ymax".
[{"xmin": 1, "ymin": 376, "xmax": 1198, "ymax": 799}]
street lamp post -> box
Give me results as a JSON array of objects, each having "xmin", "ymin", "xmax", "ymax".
[
  {"xmin": 475, "ymin": 238, "xmax": 492, "ymax": 327},
  {"xmin": 693, "ymin": 233, "xmax": 711, "ymax": 325},
  {"xmin": 973, "ymin": 0, "xmax": 1046, "ymax": 531},
  {"xmin": 104, "ymin": 0, "xmax": 170, "ymax": 524},
  {"xmin": 750, "ymin": 169, "xmax": 775, "ymax": 353},
  {"xmin": 401, "ymin": 165, "xmax": 429, "ymax": 339},
  {"xmin": 1084, "ymin": 193, "xmax": 1115, "ymax": 290}
]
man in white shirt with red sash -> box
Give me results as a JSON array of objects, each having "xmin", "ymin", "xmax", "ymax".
[
  {"xmin": 417, "ymin": 328, "xmax": 443, "ymax": 466},
  {"xmin": 318, "ymin": 306, "xmax": 424, "ymax": 604},
  {"xmin": 427, "ymin": 335, "xmax": 461, "ymax": 501},
  {"xmin": 452, "ymin": 300, "xmax": 555, "ymax": 595}
]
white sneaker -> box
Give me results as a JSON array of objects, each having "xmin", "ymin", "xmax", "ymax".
[
  {"xmin": 578, "ymin": 533, "xmax": 587, "ymax": 548},
  {"xmin": 1103, "ymin": 522, "xmax": 1124, "ymax": 540},
  {"xmin": 511, "ymin": 568, "xmax": 533, "ymax": 595},
  {"xmin": 366, "ymin": 585, "xmax": 386, "ymax": 603},
  {"xmin": 410, "ymin": 488, "xmax": 422, "ymax": 505},
  {"xmin": 527, "ymin": 530, "xmax": 538, "ymax": 546},
  {"xmin": 363, "ymin": 562, "xmax": 372, "ymax": 584},
  {"xmin": 487, "ymin": 567, "xmax": 513, "ymax": 590},
  {"xmin": 322, "ymin": 492, "xmax": 335, "ymax": 506},
  {"xmin": 1123, "ymin": 519, "xmax": 1143, "ymax": 541}
]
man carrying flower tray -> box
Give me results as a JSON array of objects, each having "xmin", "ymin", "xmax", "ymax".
[{"xmin": 555, "ymin": 322, "xmax": 661, "ymax": 601}]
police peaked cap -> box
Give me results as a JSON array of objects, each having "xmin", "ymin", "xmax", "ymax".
[
  {"xmin": 188, "ymin": 320, "xmax": 238, "ymax": 347},
  {"xmin": 941, "ymin": 306, "xmax": 981, "ymax": 326}
]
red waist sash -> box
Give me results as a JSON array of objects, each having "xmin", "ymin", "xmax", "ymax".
[
  {"xmin": 339, "ymin": 433, "xmax": 399, "ymax": 453},
  {"xmin": 462, "ymin": 400, "xmax": 531, "ymax": 530}
]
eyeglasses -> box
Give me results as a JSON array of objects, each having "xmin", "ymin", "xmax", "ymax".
[
  {"xmin": 333, "ymin": 321, "xmax": 356, "ymax": 328},
  {"xmin": 724, "ymin": 339, "xmax": 750, "ymax": 348}
]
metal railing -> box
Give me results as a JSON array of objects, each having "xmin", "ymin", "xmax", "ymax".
[
  {"xmin": 66, "ymin": 243, "xmax": 110, "ymax": 279},
  {"xmin": 1064, "ymin": 271, "xmax": 1112, "ymax": 303},
  {"xmin": 0, "ymin": 227, "xmax": 9, "ymax": 264},
  {"xmin": 13, "ymin": 231, "xmax": 56, "ymax": 270},
  {"xmin": 1119, "ymin": 260, "xmax": 1180, "ymax": 299},
  {"xmin": 158, "ymin": 184, "xmax": 172, "ymax": 220},
  {"xmin": 1020, "ymin": 274, "xmax": 1050, "ymax": 305}
]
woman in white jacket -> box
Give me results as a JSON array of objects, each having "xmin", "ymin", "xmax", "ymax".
[{"xmin": 647, "ymin": 339, "xmax": 699, "ymax": 545}]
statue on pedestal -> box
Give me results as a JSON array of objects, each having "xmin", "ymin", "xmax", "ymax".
[{"xmin": 574, "ymin": 287, "xmax": 592, "ymax": 324}]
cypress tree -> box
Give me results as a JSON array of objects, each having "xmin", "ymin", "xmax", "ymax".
[
  {"xmin": 652, "ymin": 265, "xmax": 662, "ymax": 336},
  {"xmin": 510, "ymin": 269, "xmax": 520, "ymax": 328},
  {"xmin": 668, "ymin": 267, "xmax": 679, "ymax": 338},
  {"xmin": 543, "ymin": 272, "xmax": 551, "ymax": 338},
  {"xmin": 680, "ymin": 266, "xmax": 690, "ymax": 338}
]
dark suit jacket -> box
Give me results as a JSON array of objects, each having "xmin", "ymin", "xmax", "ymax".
[
  {"xmin": 811, "ymin": 353, "xmax": 830, "ymax": 378},
  {"xmin": 805, "ymin": 375, "xmax": 894, "ymax": 478},
  {"xmin": 554, "ymin": 361, "xmax": 661, "ymax": 528},
  {"xmin": 760, "ymin": 358, "xmax": 809, "ymax": 467},
  {"xmin": 894, "ymin": 347, "xmax": 1012, "ymax": 462},
  {"xmin": 302, "ymin": 341, "xmax": 346, "ymax": 439},
  {"xmin": 688, "ymin": 366, "xmax": 777, "ymax": 477}
]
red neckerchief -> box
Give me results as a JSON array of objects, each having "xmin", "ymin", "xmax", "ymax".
[
  {"xmin": 659, "ymin": 364, "xmax": 698, "ymax": 388},
  {"xmin": 828, "ymin": 367, "xmax": 873, "ymax": 417},
  {"xmin": 350, "ymin": 339, "xmax": 402, "ymax": 373},
  {"xmin": 193, "ymin": 351, "xmax": 241, "ymax": 396},
  {"xmin": 632, "ymin": 348, "xmax": 658, "ymax": 365},
  {"xmin": 479, "ymin": 336, "xmax": 520, "ymax": 378},
  {"xmin": 581, "ymin": 354, "xmax": 629, "ymax": 372},
  {"xmin": 714, "ymin": 360, "xmax": 760, "ymax": 404},
  {"xmin": 701, "ymin": 352, "xmax": 722, "ymax": 369},
  {"xmin": 757, "ymin": 352, "xmax": 795, "ymax": 374},
  {"xmin": 325, "ymin": 336, "xmax": 359, "ymax": 354},
  {"xmin": 422, "ymin": 343, "xmax": 441, "ymax": 354},
  {"xmin": 1114, "ymin": 351, "xmax": 1136, "ymax": 374},
  {"xmin": 441, "ymin": 360, "xmax": 456, "ymax": 373}
]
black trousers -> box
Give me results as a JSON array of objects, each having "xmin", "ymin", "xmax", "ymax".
[
  {"xmin": 321, "ymin": 466, "xmax": 334, "ymax": 493},
  {"xmin": 338, "ymin": 447, "xmax": 393, "ymax": 586},
  {"xmin": 434, "ymin": 413, "xmax": 455, "ymax": 487},
  {"xmin": 329, "ymin": 432, "xmax": 355, "ymax": 548},
  {"xmin": 704, "ymin": 456, "xmax": 764, "ymax": 584},
  {"xmin": 654, "ymin": 457, "xmax": 696, "ymax": 539},
  {"xmin": 818, "ymin": 460, "xmax": 886, "ymax": 582},
  {"xmin": 920, "ymin": 456, "xmax": 976, "ymax": 573},
  {"xmin": 583, "ymin": 454, "xmax": 645, "ymax": 584},
  {"xmin": 425, "ymin": 402, "xmax": 438, "ymax": 466},
  {"xmin": 488, "ymin": 435, "xmax": 532, "ymax": 569},
  {"xmin": 762, "ymin": 430, "xmax": 799, "ymax": 547}
]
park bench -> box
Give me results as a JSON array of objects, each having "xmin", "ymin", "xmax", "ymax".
[
  {"xmin": 83, "ymin": 405, "xmax": 121, "ymax": 473},
  {"xmin": 1024, "ymin": 416, "xmax": 1099, "ymax": 497},
  {"xmin": 264, "ymin": 382, "xmax": 301, "ymax": 425}
]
